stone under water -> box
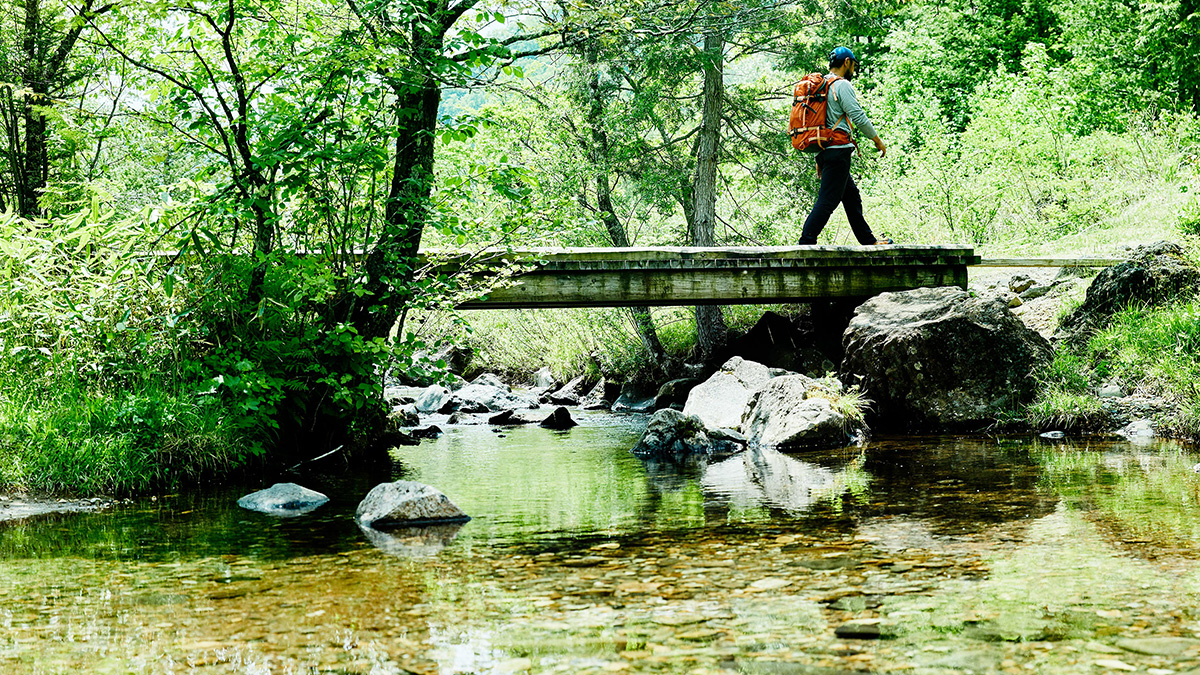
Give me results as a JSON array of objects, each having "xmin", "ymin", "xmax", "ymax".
[{"xmin": 236, "ymin": 483, "xmax": 329, "ymax": 517}]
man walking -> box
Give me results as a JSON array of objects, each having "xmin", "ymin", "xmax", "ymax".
[{"xmin": 798, "ymin": 46, "xmax": 890, "ymax": 246}]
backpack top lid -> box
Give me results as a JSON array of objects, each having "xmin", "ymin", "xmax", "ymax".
[{"xmin": 828, "ymin": 46, "xmax": 857, "ymax": 66}]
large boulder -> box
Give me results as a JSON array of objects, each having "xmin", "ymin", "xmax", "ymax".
[
  {"xmin": 630, "ymin": 408, "xmax": 746, "ymax": 461},
  {"xmin": 356, "ymin": 482, "xmax": 470, "ymax": 528},
  {"xmin": 682, "ymin": 357, "xmax": 775, "ymax": 430},
  {"xmin": 237, "ymin": 483, "xmax": 329, "ymax": 517},
  {"xmin": 1056, "ymin": 241, "xmax": 1200, "ymax": 344},
  {"xmin": 842, "ymin": 286, "xmax": 1052, "ymax": 431},
  {"xmin": 741, "ymin": 375, "xmax": 854, "ymax": 449}
]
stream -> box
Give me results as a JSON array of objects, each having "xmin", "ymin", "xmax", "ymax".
[{"xmin": 4, "ymin": 410, "xmax": 1200, "ymax": 674}]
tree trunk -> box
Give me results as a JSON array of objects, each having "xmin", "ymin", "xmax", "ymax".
[
  {"xmin": 691, "ymin": 30, "xmax": 727, "ymax": 362},
  {"xmin": 352, "ymin": 41, "xmax": 444, "ymax": 342},
  {"xmin": 15, "ymin": 0, "xmax": 46, "ymax": 217},
  {"xmin": 3, "ymin": 0, "xmax": 103, "ymax": 217}
]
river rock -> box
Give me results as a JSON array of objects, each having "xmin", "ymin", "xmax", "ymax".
[
  {"xmin": 1057, "ymin": 241, "xmax": 1200, "ymax": 344},
  {"xmin": 445, "ymin": 382, "xmax": 539, "ymax": 413},
  {"xmin": 410, "ymin": 425, "xmax": 443, "ymax": 439},
  {"xmin": 1020, "ymin": 282, "xmax": 1055, "ymax": 300},
  {"xmin": 581, "ymin": 378, "xmax": 619, "ymax": 410},
  {"xmin": 237, "ymin": 483, "xmax": 329, "ymax": 517},
  {"xmin": 613, "ymin": 381, "xmax": 657, "ymax": 412},
  {"xmin": 1119, "ymin": 419, "xmax": 1156, "ymax": 442},
  {"xmin": 488, "ymin": 409, "xmax": 539, "ymax": 426},
  {"xmin": 1009, "ymin": 274, "xmax": 1036, "ymax": 294},
  {"xmin": 740, "ymin": 375, "xmax": 853, "ymax": 449},
  {"xmin": 387, "ymin": 405, "xmax": 419, "ymax": 428},
  {"xmin": 438, "ymin": 396, "xmax": 489, "ymax": 414},
  {"xmin": 471, "ymin": 373, "xmax": 509, "ymax": 390},
  {"xmin": 355, "ymin": 482, "xmax": 470, "ymax": 528},
  {"xmin": 540, "ymin": 406, "xmax": 578, "ymax": 430},
  {"xmin": 834, "ymin": 620, "xmax": 887, "ymax": 639},
  {"xmin": 682, "ymin": 357, "xmax": 776, "ymax": 430},
  {"xmin": 532, "ymin": 366, "xmax": 557, "ymax": 389},
  {"xmin": 654, "ymin": 378, "xmax": 701, "ymax": 410},
  {"xmin": 841, "ymin": 286, "xmax": 1052, "ymax": 431},
  {"xmin": 548, "ymin": 375, "xmax": 590, "ymax": 405},
  {"xmin": 630, "ymin": 408, "xmax": 746, "ymax": 460},
  {"xmin": 415, "ymin": 385, "xmax": 451, "ymax": 413},
  {"xmin": 1115, "ymin": 636, "xmax": 1200, "ymax": 656}
]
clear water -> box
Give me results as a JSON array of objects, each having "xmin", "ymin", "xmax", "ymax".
[{"xmin": 4, "ymin": 411, "xmax": 1200, "ymax": 674}]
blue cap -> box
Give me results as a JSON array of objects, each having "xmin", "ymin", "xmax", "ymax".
[{"xmin": 829, "ymin": 46, "xmax": 858, "ymax": 64}]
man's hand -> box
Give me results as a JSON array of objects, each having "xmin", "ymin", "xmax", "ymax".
[{"xmin": 873, "ymin": 136, "xmax": 887, "ymax": 158}]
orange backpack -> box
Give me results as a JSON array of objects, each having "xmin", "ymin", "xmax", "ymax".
[{"xmin": 788, "ymin": 73, "xmax": 854, "ymax": 152}]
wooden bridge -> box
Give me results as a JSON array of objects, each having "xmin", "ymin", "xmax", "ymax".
[{"xmin": 439, "ymin": 245, "xmax": 1118, "ymax": 310}]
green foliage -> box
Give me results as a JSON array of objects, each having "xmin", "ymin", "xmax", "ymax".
[
  {"xmin": 0, "ymin": 206, "xmax": 251, "ymax": 492},
  {"xmin": 1029, "ymin": 298, "xmax": 1200, "ymax": 436},
  {"xmin": 1178, "ymin": 192, "xmax": 1200, "ymax": 236}
]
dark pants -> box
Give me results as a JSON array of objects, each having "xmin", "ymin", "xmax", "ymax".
[{"xmin": 798, "ymin": 147, "xmax": 877, "ymax": 245}]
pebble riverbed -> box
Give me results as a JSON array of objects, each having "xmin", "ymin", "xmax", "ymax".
[{"xmin": 3, "ymin": 416, "xmax": 1200, "ymax": 674}]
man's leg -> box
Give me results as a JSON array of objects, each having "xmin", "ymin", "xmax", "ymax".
[
  {"xmin": 798, "ymin": 149, "xmax": 852, "ymax": 245},
  {"xmin": 841, "ymin": 172, "xmax": 879, "ymax": 245}
]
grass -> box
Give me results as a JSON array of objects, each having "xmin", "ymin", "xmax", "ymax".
[
  {"xmin": 1025, "ymin": 296, "xmax": 1200, "ymax": 436},
  {"xmin": 0, "ymin": 360, "xmax": 247, "ymax": 495}
]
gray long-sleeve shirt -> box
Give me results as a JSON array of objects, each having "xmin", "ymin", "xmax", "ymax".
[{"xmin": 825, "ymin": 75, "xmax": 877, "ymax": 148}]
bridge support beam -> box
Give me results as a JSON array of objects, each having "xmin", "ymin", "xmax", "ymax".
[{"xmin": 445, "ymin": 245, "xmax": 979, "ymax": 310}]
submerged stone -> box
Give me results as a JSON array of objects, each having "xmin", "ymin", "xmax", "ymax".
[
  {"xmin": 355, "ymin": 481, "xmax": 470, "ymax": 528},
  {"xmin": 834, "ymin": 620, "xmax": 887, "ymax": 639},
  {"xmin": 236, "ymin": 483, "xmax": 329, "ymax": 517},
  {"xmin": 1115, "ymin": 637, "xmax": 1200, "ymax": 656}
]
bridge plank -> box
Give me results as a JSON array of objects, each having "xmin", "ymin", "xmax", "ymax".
[{"xmin": 459, "ymin": 264, "xmax": 969, "ymax": 309}]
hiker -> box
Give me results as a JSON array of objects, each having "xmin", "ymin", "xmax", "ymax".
[{"xmin": 796, "ymin": 46, "xmax": 890, "ymax": 246}]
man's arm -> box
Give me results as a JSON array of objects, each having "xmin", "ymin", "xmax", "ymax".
[{"xmin": 834, "ymin": 80, "xmax": 886, "ymax": 156}]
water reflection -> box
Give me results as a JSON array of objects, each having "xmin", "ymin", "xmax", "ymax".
[
  {"xmin": 359, "ymin": 522, "xmax": 465, "ymax": 558},
  {"xmin": 1, "ymin": 423, "xmax": 1200, "ymax": 674},
  {"xmin": 702, "ymin": 446, "xmax": 854, "ymax": 515}
]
